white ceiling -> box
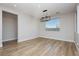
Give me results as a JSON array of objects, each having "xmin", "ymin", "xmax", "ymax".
[{"xmin": 0, "ymin": 3, "xmax": 77, "ymax": 18}]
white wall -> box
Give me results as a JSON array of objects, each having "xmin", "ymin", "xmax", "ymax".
[
  {"xmin": 75, "ymin": 5, "xmax": 79, "ymax": 47},
  {"xmin": 0, "ymin": 8, "xmax": 2, "ymax": 47},
  {"xmin": 39, "ymin": 13, "xmax": 75, "ymax": 42},
  {"xmin": 18, "ymin": 14, "xmax": 39, "ymax": 42},
  {"xmin": 0, "ymin": 6, "xmax": 39, "ymax": 47},
  {"xmin": 74, "ymin": 4, "xmax": 79, "ymax": 51},
  {"xmin": 77, "ymin": 5, "xmax": 79, "ymax": 34}
]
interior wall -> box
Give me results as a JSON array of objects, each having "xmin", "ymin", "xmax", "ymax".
[
  {"xmin": 0, "ymin": 8, "xmax": 2, "ymax": 47},
  {"xmin": 18, "ymin": 14, "xmax": 39, "ymax": 42},
  {"xmin": 39, "ymin": 13, "xmax": 75, "ymax": 42},
  {"xmin": 77, "ymin": 5, "xmax": 79, "ymax": 43},
  {"xmin": 2, "ymin": 11, "xmax": 17, "ymax": 42},
  {"xmin": 75, "ymin": 4, "xmax": 79, "ymax": 51}
]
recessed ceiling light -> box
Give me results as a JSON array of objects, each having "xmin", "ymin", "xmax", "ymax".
[{"xmin": 14, "ymin": 4, "xmax": 16, "ymax": 7}]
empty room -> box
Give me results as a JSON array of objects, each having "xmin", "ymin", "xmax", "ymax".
[{"xmin": 0, "ymin": 3, "xmax": 79, "ymax": 56}]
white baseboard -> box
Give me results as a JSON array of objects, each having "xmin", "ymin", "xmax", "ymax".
[
  {"xmin": 0, "ymin": 42, "xmax": 2, "ymax": 47},
  {"xmin": 18, "ymin": 36, "xmax": 39, "ymax": 42},
  {"xmin": 75, "ymin": 42, "xmax": 79, "ymax": 52},
  {"xmin": 3, "ymin": 38, "xmax": 17, "ymax": 42},
  {"xmin": 39, "ymin": 36, "xmax": 74, "ymax": 42}
]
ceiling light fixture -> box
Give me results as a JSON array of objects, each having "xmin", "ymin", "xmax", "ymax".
[
  {"xmin": 40, "ymin": 10, "xmax": 60, "ymax": 22},
  {"xmin": 40, "ymin": 10, "xmax": 51, "ymax": 22}
]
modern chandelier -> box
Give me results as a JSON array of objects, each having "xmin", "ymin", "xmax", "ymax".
[{"xmin": 40, "ymin": 10, "xmax": 51, "ymax": 22}]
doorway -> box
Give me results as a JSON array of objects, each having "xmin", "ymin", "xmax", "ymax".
[{"xmin": 2, "ymin": 11, "xmax": 18, "ymax": 47}]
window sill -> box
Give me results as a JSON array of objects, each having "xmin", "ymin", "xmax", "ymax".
[{"xmin": 45, "ymin": 28, "xmax": 60, "ymax": 31}]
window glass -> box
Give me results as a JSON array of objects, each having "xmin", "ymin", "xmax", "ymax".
[{"xmin": 45, "ymin": 17, "xmax": 60, "ymax": 31}]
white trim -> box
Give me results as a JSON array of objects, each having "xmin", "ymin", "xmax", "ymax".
[
  {"xmin": 39, "ymin": 36, "xmax": 74, "ymax": 42},
  {"xmin": 0, "ymin": 42, "xmax": 2, "ymax": 47},
  {"xmin": 2, "ymin": 38, "xmax": 17, "ymax": 42},
  {"xmin": 75, "ymin": 42, "xmax": 79, "ymax": 52},
  {"xmin": 18, "ymin": 37, "xmax": 38, "ymax": 42}
]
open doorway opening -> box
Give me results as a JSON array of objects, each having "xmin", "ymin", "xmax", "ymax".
[{"xmin": 2, "ymin": 11, "xmax": 18, "ymax": 47}]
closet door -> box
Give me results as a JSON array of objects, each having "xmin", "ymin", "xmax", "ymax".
[{"xmin": 2, "ymin": 12, "xmax": 17, "ymax": 42}]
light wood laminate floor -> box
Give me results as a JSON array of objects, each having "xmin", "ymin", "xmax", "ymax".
[{"xmin": 0, "ymin": 37, "xmax": 79, "ymax": 56}]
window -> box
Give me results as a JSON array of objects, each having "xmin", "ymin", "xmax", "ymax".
[{"xmin": 45, "ymin": 17, "xmax": 60, "ymax": 31}]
